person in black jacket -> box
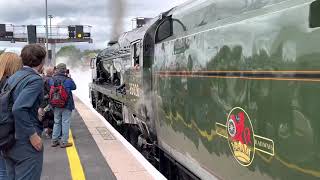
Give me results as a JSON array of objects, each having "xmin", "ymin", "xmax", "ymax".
[
  {"xmin": 0, "ymin": 52, "xmax": 22, "ymax": 179},
  {"xmin": 39, "ymin": 67, "xmax": 55, "ymax": 138}
]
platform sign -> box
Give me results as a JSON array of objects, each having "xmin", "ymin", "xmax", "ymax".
[
  {"xmin": 69, "ymin": 31, "xmax": 75, "ymax": 39},
  {"xmin": 27, "ymin": 25, "xmax": 37, "ymax": 44},
  {"xmin": 5, "ymin": 31, "xmax": 13, "ymax": 38},
  {"xmin": 84, "ymin": 32, "xmax": 90, "ymax": 38},
  {"xmin": 68, "ymin": 26, "xmax": 76, "ymax": 32},
  {"xmin": 0, "ymin": 24, "xmax": 6, "ymax": 38},
  {"xmin": 75, "ymin": 25, "xmax": 83, "ymax": 39}
]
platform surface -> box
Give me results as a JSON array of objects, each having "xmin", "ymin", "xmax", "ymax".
[
  {"xmin": 41, "ymin": 110, "xmax": 116, "ymax": 180},
  {"xmin": 40, "ymin": 96, "xmax": 158, "ymax": 180},
  {"xmin": 75, "ymin": 97, "xmax": 155, "ymax": 180}
]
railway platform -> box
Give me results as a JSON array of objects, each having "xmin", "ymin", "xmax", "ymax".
[{"xmin": 40, "ymin": 97, "xmax": 164, "ymax": 180}]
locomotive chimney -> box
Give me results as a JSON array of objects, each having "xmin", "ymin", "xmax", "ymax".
[
  {"xmin": 132, "ymin": 17, "xmax": 152, "ymax": 29},
  {"xmin": 108, "ymin": 40, "xmax": 118, "ymax": 46}
]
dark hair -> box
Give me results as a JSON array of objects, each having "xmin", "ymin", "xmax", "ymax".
[{"xmin": 20, "ymin": 44, "xmax": 46, "ymax": 67}]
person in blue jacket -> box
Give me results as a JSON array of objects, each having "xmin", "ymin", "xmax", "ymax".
[
  {"xmin": 49, "ymin": 63, "xmax": 77, "ymax": 148},
  {"xmin": 3, "ymin": 44, "xmax": 46, "ymax": 180}
]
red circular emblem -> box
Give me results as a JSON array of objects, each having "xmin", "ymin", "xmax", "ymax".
[{"xmin": 226, "ymin": 107, "xmax": 255, "ymax": 166}]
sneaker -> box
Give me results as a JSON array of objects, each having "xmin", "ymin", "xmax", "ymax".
[
  {"xmin": 51, "ymin": 141, "xmax": 59, "ymax": 147},
  {"xmin": 60, "ymin": 142, "xmax": 73, "ymax": 148}
]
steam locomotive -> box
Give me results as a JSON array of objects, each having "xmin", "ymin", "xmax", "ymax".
[{"xmin": 90, "ymin": 0, "xmax": 320, "ymax": 179}]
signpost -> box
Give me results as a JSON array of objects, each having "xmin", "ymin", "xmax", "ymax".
[{"xmin": 0, "ymin": 24, "xmax": 93, "ymax": 65}]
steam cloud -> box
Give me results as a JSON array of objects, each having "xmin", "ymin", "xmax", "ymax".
[
  {"xmin": 52, "ymin": 0, "xmax": 127, "ymax": 105},
  {"xmin": 56, "ymin": 56, "xmax": 91, "ymax": 104},
  {"xmin": 109, "ymin": 0, "xmax": 125, "ymax": 40}
]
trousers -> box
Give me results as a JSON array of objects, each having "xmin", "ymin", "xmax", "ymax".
[
  {"xmin": 3, "ymin": 141, "xmax": 43, "ymax": 180},
  {"xmin": 0, "ymin": 154, "xmax": 7, "ymax": 180},
  {"xmin": 52, "ymin": 108, "xmax": 72, "ymax": 143}
]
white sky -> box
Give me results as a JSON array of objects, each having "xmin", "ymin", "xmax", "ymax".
[{"xmin": 0, "ymin": 0, "xmax": 189, "ymax": 50}]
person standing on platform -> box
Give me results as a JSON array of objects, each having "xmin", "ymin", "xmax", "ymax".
[
  {"xmin": 0, "ymin": 52, "xmax": 22, "ymax": 180},
  {"xmin": 2, "ymin": 44, "xmax": 46, "ymax": 180},
  {"xmin": 39, "ymin": 67, "xmax": 55, "ymax": 138},
  {"xmin": 49, "ymin": 63, "xmax": 77, "ymax": 148}
]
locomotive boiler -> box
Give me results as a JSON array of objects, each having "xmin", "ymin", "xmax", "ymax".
[{"xmin": 90, "ymin": 0, "xmax": 320, "ymax": 179}]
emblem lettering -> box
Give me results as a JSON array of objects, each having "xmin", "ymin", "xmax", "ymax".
[{"xmin": 215, "ymin": 107, "xmax": 275, "ymax": 166}]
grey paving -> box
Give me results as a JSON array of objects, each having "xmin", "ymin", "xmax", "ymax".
[
  {"xmin": 41, "ymin": 131, "xmax": 71, "ymax": 180},
  {"xmin": 41, "ymin": 110, "xmax": 116, "ymax": 180},
  {"xmin": 71, "ymin": 111, "xmax": 116, "ymax": 180}
]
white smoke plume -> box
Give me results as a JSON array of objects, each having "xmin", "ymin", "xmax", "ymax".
[
  {"xmin": 109, "ymin": 0, "xmax": 126, "ymax": 40},
  {"xmin": 55, "ymin": 57, "xmax": 91, "ymax": 105}
]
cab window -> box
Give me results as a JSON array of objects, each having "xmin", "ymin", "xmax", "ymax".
[
  {"xmin": 310, "ymin": 0, "xmax": 320, "ymax": 28},
  {"xmin": 156, "ymin": 17, "xmax": 173, "ymax": 42},
  {"xmin": 132, "ymin": 42, "xmax": 140, "ymax": 68}
]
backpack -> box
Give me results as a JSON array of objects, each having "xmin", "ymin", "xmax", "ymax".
[
  {"xmin": 0, "ymin": 73, "xmax": 32, "ymax": 150},
  {"xmin": 49, "ymin": 77, "xmax": 68, "ymax": 108}
]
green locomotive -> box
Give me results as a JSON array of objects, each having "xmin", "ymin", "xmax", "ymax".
[{"xmin": 90, "ymin": 0, "xmax": 320, "ymax": 179}]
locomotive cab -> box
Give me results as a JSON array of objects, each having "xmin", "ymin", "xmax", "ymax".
[{"xmin": 131, "ymin": 40, "xmax": 141, "ymax": 69}]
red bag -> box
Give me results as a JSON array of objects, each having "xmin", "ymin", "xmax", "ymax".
[{"xmin": 49, "ymin": 78, "xmax": 68, "ymax": 108}]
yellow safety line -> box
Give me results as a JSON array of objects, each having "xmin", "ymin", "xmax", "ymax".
[{"xmin": 66, "ymin": 130, "xmax": 86, "ymax": 180}]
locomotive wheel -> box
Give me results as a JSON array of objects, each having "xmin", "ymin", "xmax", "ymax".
[{"xmin": 124, "ymin": 125, "xmax": 139, "ymax": 149}]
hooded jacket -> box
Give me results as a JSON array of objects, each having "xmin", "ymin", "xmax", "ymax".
[{"xmin": 48, "ymin": 73, "xmax": 77, "ymax": 110}]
